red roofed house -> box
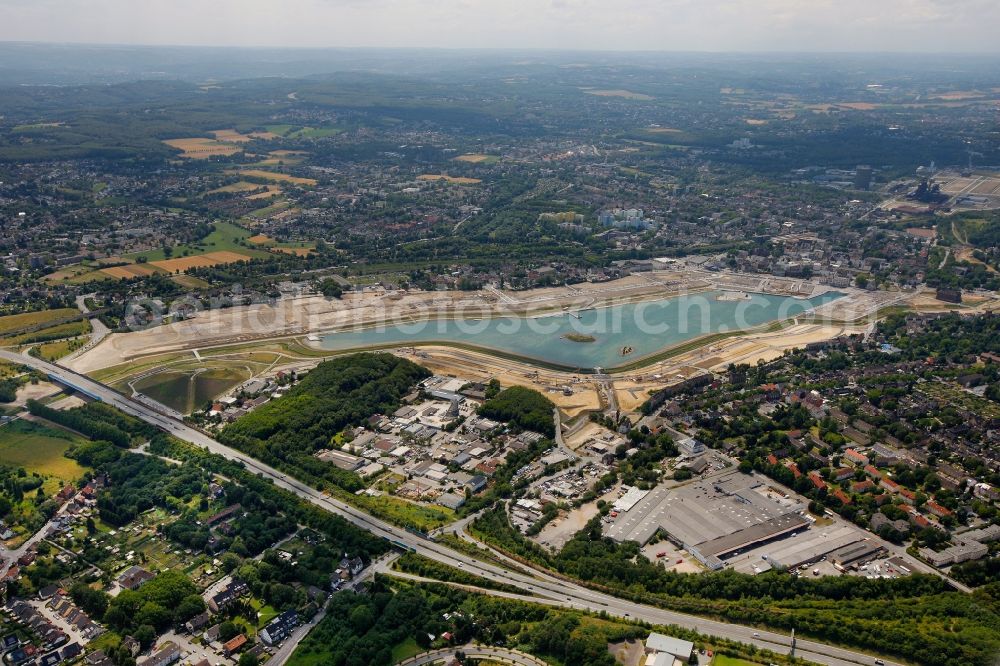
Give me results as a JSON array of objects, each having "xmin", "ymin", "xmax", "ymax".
[
  {"xmin": 843, "ymin": 449, "xmax": 869, "ymax": 466},
  {"xmin": 926, "ymin": 501, "xmax": 953, "ymax": 518},
  {"xmin": 767, "ymin": 454, "xmax": 778, "ymax": 465},
  {"xmin": 864, "ymin": 465, "xmax": 881, "ymax": 479},
  {"xmin": 833, "ymin": 467, "xmax": 855, "ymax": 482},
  {"xmin": 880, "ymin": 477, "xmax": 901, "ymax": 494},
  {"xmin": 898, "ymin": 488, "xmax": 917, "ymax": 505},
  {"xmin": 223, "ymin": 635, "xmax": 247, "ymax": 656},
  {"xmin": 911, "ymin": 514, "xmax": 932, "ymax": 529},
  {"xmin": 808, "ymin": 471, "xmax": 826, "ymax": 491},
  {"xmin": 851, "ymin": 479, "xmax": 875, "ymax": 494},
  {"xmin": 833, "ymin": 488, "xmax": 852, "ymax": 505},
  {"xmin": 786, "ymin": 462, "xmax": 802, "ymax": 479}
]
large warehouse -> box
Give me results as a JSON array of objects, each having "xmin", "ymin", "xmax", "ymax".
[{"xmin": 605, "ymin": 470, "xmax": 809, "ymax": 569}]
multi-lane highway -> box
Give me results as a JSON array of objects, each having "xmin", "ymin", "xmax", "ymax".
[{"xmin": 1, "ymin": 349, "xmax": 897, "ymax": 666}]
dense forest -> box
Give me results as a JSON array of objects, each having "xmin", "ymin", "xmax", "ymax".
[
  {"xmin": 478, "ymin": 385, "xmax": 555, "ymax": 437},
  {"xmin": 220, "ymin": 353, "xmax": 430, "ymax": 491},
  {"xmin": 27, "ymin": 400, "xmax": 152, "ymax": 447}
]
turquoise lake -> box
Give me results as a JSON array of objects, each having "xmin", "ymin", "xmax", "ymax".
[{"xmin": 317, "ymin": 290, "xmax": 844, "ymax": 369}]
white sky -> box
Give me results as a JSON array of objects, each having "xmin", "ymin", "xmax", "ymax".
[{"xmin": 2, "ymin": 0, "xmax": 999, "ymax": 52}]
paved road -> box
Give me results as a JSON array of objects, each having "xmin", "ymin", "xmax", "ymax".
[
  {"xmin": 1, "ymin": 350, "xmax": 902, "ymax": 666},
  {"xmin": 0, "ymin": 496, "xmax": 76, "ymax": 577},
  {"xmin": 61, "ymin": 294, "xmax": 111, "ymax": 364}
]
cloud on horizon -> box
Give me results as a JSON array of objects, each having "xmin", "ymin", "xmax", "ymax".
[{"xmin": 2, "ymin": 0, "xmax": 998, "ymax": 52}]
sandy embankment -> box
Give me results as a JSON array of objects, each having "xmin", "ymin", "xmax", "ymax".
[{"xmin": 67, "ymin": 273, "xmax": 878, "ymax": 418}]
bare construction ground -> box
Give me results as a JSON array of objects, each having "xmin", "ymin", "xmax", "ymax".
[{"xmin": 68, "ymin": 272, "xmax": 883, "ymax": 417}]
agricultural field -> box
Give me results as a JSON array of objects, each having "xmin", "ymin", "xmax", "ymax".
[
  {"xmin": 255, "ymin": 149, "xmax": 308, "ymax": 166},
  {"xmin": 162, "ymin": 136, "xmax": 243, "ymax": 159},
  {"xmin": 452, "ymin": 153, "xmax": 498, "ymax": 163},
  {"xmin": 417, "ymin": 174, "xmax": 482, "ymax": 184},
  {"xmin": 0, "ymin": 319, "xmax": 91, "ymax": 347},
  {"xmin": 101, "ymin": 263, "xmax": 163, "ymax": 279},
  {"xmin": 151, "ymin": 250, "xmax": 254, "ymax": 273},
  {"xmin": 206, "ymin": 181, "xmax": 271, "ymax": 195},
  {"xmin": 237, "ymin": 169, "xmax": 318, "ymax": 186},
  {"xmin": 0, "ymin": 309, "xmax": 79, "ymax": 336},
  {"xmin": 0, "ymin": 420, "xmax": 88, "ymax": 491},
  {"xmin": 210, "ymin": 128, "xmax": 276, "ymax": 143}
]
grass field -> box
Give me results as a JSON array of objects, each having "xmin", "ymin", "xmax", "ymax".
[
  {"xmin": 237, "ymin": 169, "xmax": 317, "ymax": 186},
  {"xmin": 171, "ymin": 274, "xmax": 211, "ymax": 289},
  {"xmin": 0, "ymin": 309, "xmax": 79, "ymax": 336},
  {"xmin": 33, "ymin": 337, "xmax": 87, "ymax": 361},
  {"xmin": 288, "ymin": 127, "xmax": 341, "ymax": 139},
  {"xmin": 247, "ymin": 201, "xmax": 294, "ymax": 219},
  {"xmin": 134, "ymin": 366, "xmax": 250, "ymax": 414},
  {"xmin": 0, "ymin": 420, "xmax": 88, "ymax": 485},
  {"xmin": 0, "ymin": 319, "xmax": 90, "ymax": 346},
  {"xmin": 349, "ymin": 492, "xmax": 456, "ymax": 532},
  {"xmin": 712, "ymin": 656, "xmax": 765, "ymax": 666},
  {"xmin": 206, "ymin": 181, "xmax": 265, "ymax": 194},
  {"xmin": 265, "ymin": 125, "xmax": 344, "ymax": 139},
  {"xmin": 125, "ymin": 222, "xmax": 269, "ymax": 263},
  {"xmin": 263, "ymin": 124, "xmax": 298, "ymax": 136},
  {"xmin": 272, "ymin": 247, "xmax": 314, "ymax": 256},
  {"xmin": 417, "ymin": 174, "xmax": 482, "ymax": 184},
  {"xmin": 43, "ymin": 264, "xmax": 95, "ymax": 283},
  {"xmin": 389, "ymin": 638, "xmax": 422, "ymax": 663}
]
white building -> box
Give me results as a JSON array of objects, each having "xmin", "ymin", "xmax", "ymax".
[{"xmin": 644, "ymin": 632, "xmax": 694, "ymax": 666}]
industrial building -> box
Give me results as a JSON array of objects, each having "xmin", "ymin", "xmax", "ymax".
[{"xmin": 605, "ymin": 470, "xmax": 809, "ymax": 569}]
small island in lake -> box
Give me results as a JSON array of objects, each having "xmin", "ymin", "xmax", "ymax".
[
  {"xmin": 621, "ymin": 345, "xmax": 634, "ymax": 355},
  {"xmin": 564, "ymin": 333, "xmax": 596, "ymax": 343}
]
